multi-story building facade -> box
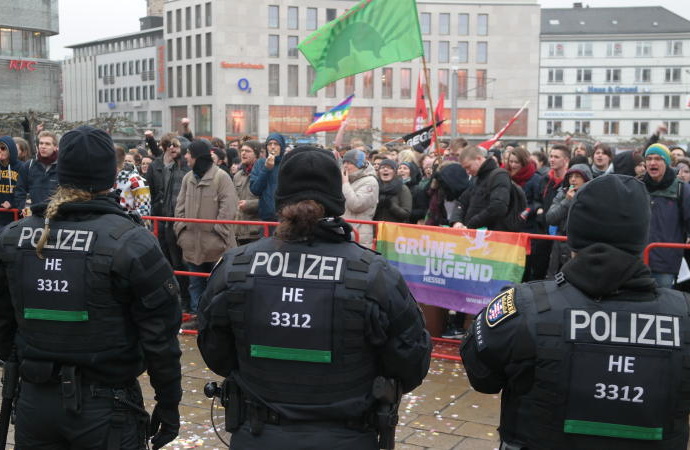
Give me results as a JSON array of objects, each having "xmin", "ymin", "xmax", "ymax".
[
  {"xmin": 62, "ymin": 21, "xmax": 165, "ymax": 133},
  {"xmin": 539, "ymin": 5, "xmax": 690, "ymax": 143},
  {"xmin": 0, "ymin": 0, "xmax": 61, "ymax": 113},
  {"xmin": 161, "ymin": 0, "xmax": 540, "ymax": 143}
]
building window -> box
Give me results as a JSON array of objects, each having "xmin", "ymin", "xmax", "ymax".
[
  {"xmin": 663, "ymin": 121, "xmax": 679, "ymax": 135},
  {"xmin": 136, "ymin": 111, "xmax": 146, "ymax": 123},
  {"xmin": 577, "ymin": 42, "xmax": 593, "ymax": 57},
  {"xmin": 547, "ymin": 95, "xmax": 562, "ymax": 109},
  {"xmin": 362, "ymin": 70, "xmax": 373, "ymax": 98},
  {"xmin": 150, "ymin": 85, "xmax": 155, "ymax": 100},
  {"xmin": 438, "ymin": 41, "xmax": 449, "ymax": 63},
  {"xmin": 142, "ymin": 59, "xmax": 147, "ymax": 72},
  {"xmin": 574, "ymin": 120, "xmax": 591, "ymax": 135},
  {"xmin": 226, "ymin": 105, "xmax": 259, "ymax": 136},
  {"xmin": 186, "ymin": 36, "xmax": 191, "ymax": 59},
  {"xmin": 477, "ymin": 14, "xmax": 488, "ymax": 36},
  {"xmin": 423, "ymin": 41, "xmax": 430, "ymax": 59},
  {"xmin": 634, "ymin": 95, "xmax": 650, "ymax": 109},
  {"xmin": 135, "ymin": 60, "xmax": 141, "ymax": 74},
  {"xmin": 288, "ymin": 65, "xmax": 299, "ymax": 97},
  {"xmin": 606, "ymin": 68, "xmax": 621, "ymax": 83},
  {"xmin": 135, "ymin": 86, "xmax": 140, "ymax": 101},
  {"xmin": 186, "ymin": 65, "xmax": 192, "ymax": 97},
  {"xmin": 307, "ymin": 8, "xmax": 317, "ymax": 30},
  {"xmin": 206, "ymin": 62, "xmax": 212, "ymax": 95},
  {"xmin": 457, "ymin": 69, "xmax": 468, "ymax": 98},
  {"xmin": 151, "ymin": 111, "xmax": 162, "ymax": 127},
  {"xmin": 195, "ymin": 4, "xmax": 202, "ymax": 28},
  {"xmin": 307, "ymin": 66, "xmax": 316, "ymax": 97},
  {"xmin": 176, "ymin": 8, "xmax": 182, "ymax": 32},
  {"xmin": 634, "ymin": 68, "xmax": 651, "ymax": 83},
  {"xmin": 575, "ymin": 95, "xmax": 591, "ymax": 109},
  {"xmin": 185, "ymin": 7, "xmax": 191, "ymax": 30},
  {"xmin": 382, "ymin": 67, "xmax": 393, "ymax": 99},
  {"xmin": 268, "ymin": 35, "xmax": 279, "ymax": 57},
  {"xmin": 325, "ymin": 81, "xmax": 336, "ymax": 98},
  {"xmin": 458, "ymin": 13, "xmax": 469, "ymax": 35},
  {"xmin": 288, "ymin": 36, "xmax": 298, "ymax": 58},
  {"xmin": 438, "ymin": 69, "xmax": 449, "ymax": 98},
  {"xmin": 205, "ymin": 2, "xmax": 212, "ymax": 27},
  {"xmin": 603, "ymin": 121, "xmax": 619, "ymax": 135},
  {"xmin": 604, "ymin": 95, "xmax": 620, "ymax": 109},
  {"xmin": 606, "ymin": 42, "xmax": 623, "ymax": 57},
  {"xmin": 632, "ymin": 121, "xmax": 649, "ymax": 135},
  {"xmin": 122, "ymin": 88, "xmax": 127, "ymax": 102},
  {"xmin": 98, "ymin": 90, "xmax": 103, "ymax": 103},
  {"xmin": 196, "ymin": 63, "xmax": 202, "ymax": 96},
  {"xmin": 667, "ymin": 40, "xmax": 683, "ymax": 56},
  {"xmin": 665, "ymin": 68, "xmax": 681, "ymax": 82},
  {"xmin": 576, "ymin": 68, "xmax": 591, "ymax": 83},
  {"xmin": 420, "ymin": 13, "xmax": 431, "ymax": 34},
  {"xmin": 398, "ymin": 68, "xmax": 411, "ymax": 99},
  {"xmin": 548, "ymin": 43, "xmax": 564, "ymax": 57},
  {"xmin": 664, "ymin": 95, "xmax": 681, "ymax": 109},
  {"xmin": 176, "ymin": 66, "xmax": 183, "ymax": 97},
  {"xmin": 457, "ymin": 42, "xmax": 468, "ymax": 63},
  {"xmin": 476, "ymin": 42, "xmax": 487, "ymax": 63},
  {"xmin": 344, "ymin": 75, "xmax": 355, "ymax": 96},
  {"xmin": 166, "ymin": 11, "xmax": 173, "ymax": 33},
  {"xmin": 98, "ymin": 65, "xmax": 103, "ymax": 78},
  {"xmin": 548, "ymin": 69, "xmax": 563, "ymax": 83},
  {"xmin": 176, "ymin": 37, "xmax": 182, "ymax": 60},
  {"xmin": 194, "ymin": 105, "xmax": 212, "ymax": 135},
  {"xmin": 636, "ymin": 41, "xmax": 652, "ymax": 57},
  {"xmin": 476, "ymin": 69, "xmax": 486, "ymax": 99},
  {"xmin": 206, "ymin": 33, "xmax": 212, "ymax": 56},
  {"xmin": 268, "ymin": 64, "xmax": 280, "ymax": 96},
  {"xmin": 143, "ymin": 85, "xmax": 148, "ymax": 100},
  {"xmin": 288, "ymin": 6, "xmax": 298, "ymax": 29},
  {"xmin": 196, "ymin": 34, "xmax": 201, "ymax": 57},
  {"xmin": 439, "ymin": 13, "xmax": 450, "ymax": 35},
  {"xmin": 268, "ymin": 5, "xmax": 279, "ymax": 28},
  {"xmin": 546, "ymin": 120, "xmax": 562, "ymax": 135},
  {"xmin": 167, "ymin": 39, "xmax": 172, "ymax": 61},
  {"xmin": 129, "ymin": 61, "xmax": 134, "ymax": 75},
  {"xmin": 326, "ymin": 9, "xmax": 337, "ymax": 22}
]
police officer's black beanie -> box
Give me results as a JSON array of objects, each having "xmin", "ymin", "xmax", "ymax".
[
  {"xmin": 275, "ymin": 146, "xmax": 345, "ymax": 217},
  {"xmin": 58, "ymin": 125, "xmax": 116, "ymax": 193},
  {"xmin": 567, "ymin": 174, "xmax": 650, "ymax": 255}
]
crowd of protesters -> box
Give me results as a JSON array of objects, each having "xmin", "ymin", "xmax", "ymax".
[{"xmin": 1, "ymin": 120, "xmax": 688, "ymax": 334}]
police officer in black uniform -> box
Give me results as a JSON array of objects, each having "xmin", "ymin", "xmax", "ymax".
[
  {"xmin": 461, "ymin": 174, "xmax": 690, "ymax": 450},
  {"xmin": 0, "ymin": 126, "xmax": 182, "ymax": 449},
  {"xmin": 197, "ymin": 146, "xmax": 431, "ymax": 449}
]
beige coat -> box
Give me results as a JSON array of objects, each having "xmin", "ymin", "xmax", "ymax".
[
  {"xmin": 174, "ymin": 165, "xmax": 238, "ymax": 265},
  {"xmin": 342, "ymin": 163, "xmax": 379, "ymax": 248},
  {"xmin": 232, "ymin": 166, "xmax": 262, "ymax": 241}
]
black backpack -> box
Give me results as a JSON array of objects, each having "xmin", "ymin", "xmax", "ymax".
[{"xmin": 487, "ymin": 168, "xmax": 527, "ymax": 232}]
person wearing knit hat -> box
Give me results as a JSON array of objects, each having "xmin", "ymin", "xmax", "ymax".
[
  {"xmin": 643, "ymin": 141, "xmax": 690, "ymax": 288},
  {"xmin": 340, "ymin": 148, "xmax": 379, "ymax": 248},
  {"xmin": 0, "ymin": 125, "xmax": 184, "ymax": 449},
  {"xmin": 462, "ymin": 174, "xmax": 690, "ymax": 449},
  {"xmin": 197, "ymin": 146, "xmax": 431, "ymax": 450},
  {"xmin": 175, "ymin": 138, "xmax": 238, "ymax": 318},
  {"xmin": 374, "ymin": 157, "xmax": 411, "ymax": 223}
]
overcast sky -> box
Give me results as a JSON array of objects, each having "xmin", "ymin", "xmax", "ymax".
[{"xmin": 49, "ymin": 0, "xmax": 690, "ymax": 60}]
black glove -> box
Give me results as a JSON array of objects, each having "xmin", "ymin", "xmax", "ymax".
[{"xmin": 149, "ymin": 403, "xmax": 180, "ymax": 449}]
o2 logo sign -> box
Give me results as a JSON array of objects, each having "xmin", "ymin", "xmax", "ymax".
[{"xmin": 237, "ymin": 78, "xmax": 252, "ymax": 93}]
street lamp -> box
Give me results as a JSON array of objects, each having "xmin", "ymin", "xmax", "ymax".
[{"xmin": 451, "ymin": 49, "xmax": 459, "ymax": 140}]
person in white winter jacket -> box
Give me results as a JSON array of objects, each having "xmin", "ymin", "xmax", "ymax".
[{"xmin": 341, "ymin": 149, "xmax": 379, "ymax": 248}]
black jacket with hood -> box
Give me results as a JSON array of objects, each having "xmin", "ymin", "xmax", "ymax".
[{"xmin": 0, "ymin": 137, "xmax": 24, "ymax": 226}]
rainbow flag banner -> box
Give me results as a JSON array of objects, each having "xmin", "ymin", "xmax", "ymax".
[
  {"xmin": 377, "ymin": 223, "xmax": 529, "ymax": 314},
  {"xmin": 305, "ymin": 95, "xmax": 354, "ymax": 134}
]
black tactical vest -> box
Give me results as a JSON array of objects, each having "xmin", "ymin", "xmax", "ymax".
[
  {"xmin": 504, "ymin": 280, "xmax": 690, "ymax": 450},
  {"xmin": 223, "ymin": 238, "xmax": 381, "ymax": 421},
  {"xmin": 1, "ymin": 214, "xmax": 140, "ymax": 376}
]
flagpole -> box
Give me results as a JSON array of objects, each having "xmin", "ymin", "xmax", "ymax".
[{"xmin": 421, "ymin": 55, "xmax": 438, "ymax": 154}]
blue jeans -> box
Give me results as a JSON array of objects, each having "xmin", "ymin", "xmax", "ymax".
[
  {"xmin": 187, "ymin": 261, "xmax": 215, "ymax": 313},
  {"xmin": 651, "ymin": 272, "xmax": 676, "ymax": 289}
]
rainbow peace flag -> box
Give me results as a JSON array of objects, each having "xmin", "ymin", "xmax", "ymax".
[
  {"xmin": 377, "ymin": 223, "xmax": 529, "ymax": 314},
  {"xmin": 305, "ymin": 95, "xmax": 354, "ymax": 134}
]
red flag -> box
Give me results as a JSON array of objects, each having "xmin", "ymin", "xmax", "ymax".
[
  {"xmin": 414, "ymin": 73, "xmax": 428, "ymax": 131},
  {"xmin": 478, "ymin": 101, "xmax": 529, "ymax": 150},
  {"xmin": 433, "ymin": 91, "xmax": 446, "ymax": 136}
]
